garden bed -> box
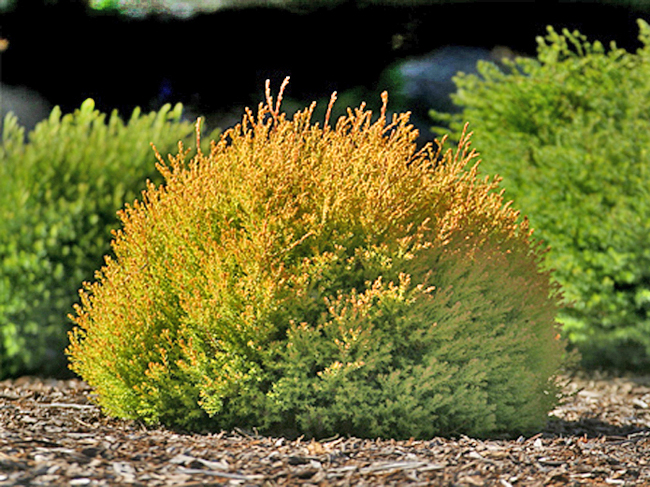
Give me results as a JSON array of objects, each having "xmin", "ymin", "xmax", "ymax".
[{"xmin": 1, "ymin": 372, "xmax": 649, "ymax": 486}]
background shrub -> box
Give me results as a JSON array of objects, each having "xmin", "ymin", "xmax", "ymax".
[
  {"xmin": 0, "ymin": 100, "xmax": 217, "ymax": 378},
  {"xmin": 432, "ymin": 19, "xmax": 650, "ymax": 370},
  {"xmin": 67, "ymin": 81, "xmax": 566, "ymax": 439}
]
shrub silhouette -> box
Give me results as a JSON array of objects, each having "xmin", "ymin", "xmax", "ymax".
[{"xmin": 68, "ymin": 79, "xmax": 566, "ymax": 439}]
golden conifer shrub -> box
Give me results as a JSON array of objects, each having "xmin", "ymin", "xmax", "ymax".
[{"xmin": 67, "ymin": 78, "xmax": 567, "ymax": 438}]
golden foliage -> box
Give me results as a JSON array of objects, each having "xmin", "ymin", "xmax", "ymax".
[{"xmin": 66, "ymin": 78, "xmax": 560, "ymax": 436}]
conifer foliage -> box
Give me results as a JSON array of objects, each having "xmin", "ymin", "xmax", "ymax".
[
  {"xmin": 67, "ymin": 79, "xmax": 566, "ymax": 439},
  {"xmin": 0, "ymin": 100, "xmax": 205, "ymax": 378},
  {"xmin": 432, "ymin": 20, "xmax": 650, "ymax": 370}
]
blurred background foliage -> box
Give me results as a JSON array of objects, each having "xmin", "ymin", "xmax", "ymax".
[
  {"xmin": 0, "ymin": 99, "xmax": 218, "ymax": 379},
  {"xmin": 431, "ymin": 19, "xmax": 650, "ymax": 371}
]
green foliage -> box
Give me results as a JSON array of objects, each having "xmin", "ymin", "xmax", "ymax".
[
  {"xmin": 0, "ymin": 99, "xmax": 216, "ymax": 378},
  {"xmin": 432, "ymin": 19, "xmax": 650, "ymax": 370},
  {"xmin": 267, "ymin": 236, "xmax": 562, "ymax": 439},
  {"xmin": 68, "ymin": 80, "xmax": 566, "ymax": 439}
]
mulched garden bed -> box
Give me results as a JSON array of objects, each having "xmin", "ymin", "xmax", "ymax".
[{"xmin": 1, "ymin": 371, "xmax": 649, "ymax": 486}]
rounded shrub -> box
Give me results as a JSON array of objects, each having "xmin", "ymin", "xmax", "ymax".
[
  {"xmin": 67, "ymin": 79, "xmax": 566, "ymax": 439},
  {"xmin": 432, "ymin": 19, "xmax": 650, "ymax": 370},
  {"xmin": 0, "ymin": 100, "xmax": 217, "ymax": 378}
]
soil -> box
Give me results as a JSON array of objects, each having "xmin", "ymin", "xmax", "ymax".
[{"xmin": 1, "ymin": 371, "xmax": 649, "ymax": 486}]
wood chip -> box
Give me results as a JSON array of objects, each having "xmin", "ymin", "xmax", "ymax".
[{"xmin": 0, "ymin": 371, "xmax": 649, "ymax": 486}]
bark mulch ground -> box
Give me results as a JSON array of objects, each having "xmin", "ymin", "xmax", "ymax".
[{"xmin": 1, "ymin": 371, "xmax": 649, "ymax": 486}]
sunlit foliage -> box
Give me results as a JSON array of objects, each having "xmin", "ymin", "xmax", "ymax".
[
  {"xmin": 68, "ymin": 79, "xmax": 566, "ymax": 438},
  {"xmin": 0, "ymin": 100, "xmax": 212, "ymax": 378},
  {"xmin": 433, "ymin": 19, "xmax": 650, "ymax": 370}
]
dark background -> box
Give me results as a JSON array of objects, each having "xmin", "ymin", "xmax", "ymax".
[{"xmin": 1, "ymin": 0, "xmax": 648, "ymax": 135}]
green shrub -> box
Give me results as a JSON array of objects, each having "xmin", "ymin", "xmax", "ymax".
[
  {"xmin": 432, "ymin": 19, "xmax": 650, "ymax": 370},
  {"xmin": 0, "ymin": 100, "xmax": 217, "ymax": 378},
  {"xmin": 67, "ymin": 80, "xmax": 566, "ymax": 439}
]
